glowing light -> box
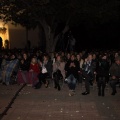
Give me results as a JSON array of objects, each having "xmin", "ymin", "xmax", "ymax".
[
  {"xmin": 0, "ymin": 27, "xmax": 7, "ymax": 34},
  {"xmin": 0, "ymin": 21, "xmax": 9, "ymax": 48}
]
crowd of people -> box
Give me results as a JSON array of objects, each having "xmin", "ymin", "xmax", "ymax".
[{"xmin": 0, "ymin": 48, "xmax": 120, "ymax": 96}]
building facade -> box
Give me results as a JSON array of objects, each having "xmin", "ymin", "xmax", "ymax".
[{"xmin": 0, "ymin": 20, "xmax": 41, "ymax": 49}]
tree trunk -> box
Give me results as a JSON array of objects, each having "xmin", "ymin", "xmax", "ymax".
[
  {"xmin": 39, "ymin": 20, "xmax": 69, "ymax": 53},
  {"xmin": 39, "ymin": 21, "xmax": 55, "ymax": 53}
]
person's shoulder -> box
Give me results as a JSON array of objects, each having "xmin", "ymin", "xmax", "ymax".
[
  {"xmin": 66, "ymin": 59, "xmax": 71, "ymax": 63},
  {"xmin": 61, "ymin": 61, "xmax": 65, "ymax": 65},
  {"xmin": 81, "ymin": 58, "xmax": 84, "ymax": 61},
  {"xmin": 48, "ymin": 60, "xmax": 53, "ymax": 64},
  {"xmin": 110, "ymin": 63, "xmax": 117, "ymax": 67},
  {"xmin": 92, "ymin": 60, "xmax": 96, "ymax": 63},
  {"xmin": 74, "ymin": 60, "xmax": 79, "ymax": 64}
]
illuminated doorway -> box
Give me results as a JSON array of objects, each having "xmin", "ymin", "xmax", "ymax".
[{"xmin": 0, "ymin": 22, "xmax": 9, "ymax": 49}]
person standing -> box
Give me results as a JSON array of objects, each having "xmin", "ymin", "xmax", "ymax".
[
  {"xmin": 69, "ymin": 35, "xmax": 76, "ymax": 52},
  {"xmin": 109, "ymin": 56, "xmax": 120, "ymax": 95}
]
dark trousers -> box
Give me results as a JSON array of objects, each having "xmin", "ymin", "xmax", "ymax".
[
  {"xmin": 78, "ymin": 73, "xmax": 83, "ymax": 83},
  {"xmin": 34, "ymin": 73, "xmax": 48, "ymax": 89},
  {"xmin": 110, "ymin": 79, "xmax": 118, "ymax": 93},
  {"xmin": 38, "ymin": 73, "xmax": 48, "ymax": 84},
  {"xmin": 84, "ymin": 76, "xmax": 91, "ymax": 93},
  {"xmin": 97, "ymin": 77, "xmax": 106, "ymax": 95},
  {"xmin": 82, "ymin": 71, "xmax": 93, "ymax": 93},
  {"xmin": 53, "ymin": 76, "xmax": 60, "ymax": 90}
]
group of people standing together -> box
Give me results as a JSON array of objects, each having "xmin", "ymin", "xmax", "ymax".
[{"xmin": 0, "ymin": 49, "xmax": 120, "ymax": 96}]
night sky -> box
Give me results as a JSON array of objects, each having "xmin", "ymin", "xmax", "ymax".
[
  {"xmin": 56, "ymin": 20, "xmax": 120, "ymax": 52},
  {"xmin": 71, "ymin": 22, "xmax": 120, "ymax": 51}
]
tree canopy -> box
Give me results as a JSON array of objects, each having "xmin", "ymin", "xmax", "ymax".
[
  {"xmin": 0, "ymin": 0, "xmax": 120, "ymax": 52},
  {"xmin": 1, "ymin": 0, "xmax": 119, "ymax": 27}
]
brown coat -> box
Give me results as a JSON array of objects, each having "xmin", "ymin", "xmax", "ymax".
[{"xmin": 53, "ymin": 61, "xmax": 65, "ymax": 79}]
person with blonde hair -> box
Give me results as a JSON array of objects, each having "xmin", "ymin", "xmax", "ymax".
[
  {"xmin": 27, "ymin": 57, "xmax": 40, "ymax": 87},
  {"xmin": 37, "ymin": 54, "xmax": 53, "ymax": 88}
]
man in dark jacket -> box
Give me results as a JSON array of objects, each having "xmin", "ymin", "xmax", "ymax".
[
  {"xmin": 109, "ymin": 56, "xmax": 120, "ymax": 95},
  {"xmin": 82, "ymin": 54, "xmax": 96, "ymax": 95},
  {"xmin": 65, "ymin": 54, "xmax": 80, "ymax": 96},
  {"xmin": 96, "ymin": 54, "xmax": 110, "ymax": 96}
]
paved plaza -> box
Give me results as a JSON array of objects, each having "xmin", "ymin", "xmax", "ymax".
[{"xmin": 0, "ymin": 81, "xmax": 120, "ymax": 120}]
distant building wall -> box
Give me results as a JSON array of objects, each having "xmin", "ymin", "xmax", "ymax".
[
  {"xmin": 8, "ymin": 23, "xmax": 40, "ymax": 49},
  {"xmin": 28, "ymin": 27, "xmax": 40, "ymax": 48},
  {"xmin": 8, "ymin": 24, "xmax": 26, "ymax": 49},
  {"xmin": 0, "ymin": 20, "xmax": 41, "ymax": 49}
]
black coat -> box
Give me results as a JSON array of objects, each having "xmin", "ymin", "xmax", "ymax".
[
  {"xmin": 109, "ymin": 63, "xmax": 120, "ymax": 78},
  {"xmin": 96, "ymin": 59, "xmax": 110, "ymax": 78},
  {"xmin": 42, "ymin": 60, "xmax": 53, "ymax": 77},
  {"xmin": 19, "ymin": 58, "xmax": 30, "ymax": 71},
  {"xmin": 82, "ymin": 60, "xmax": 96, "ymax": 76},
  {"xmin": 65, "ymin": 60, "xmax": 80, "ymax": 79}
]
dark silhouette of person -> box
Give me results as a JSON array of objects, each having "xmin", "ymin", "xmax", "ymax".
[
  {"xmin": 27, "ymin": 40, "xmax": 31, "ymax": 50},
  {"xmin": 109, "ymin": 56, "xmax": 120, "ymax": 95},
  {"xmin": 5, "ymin": 40, "xmax": 9, "ymax": 49},
  {"xmin": 96, "ymin": 54, "xmax": 110, "ymax": 96},
  {"xmin": 0, "ymin": 37, "xmax": 2, "ymax": 50}
]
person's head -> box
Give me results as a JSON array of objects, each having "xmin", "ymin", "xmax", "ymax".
[
  {"xmin": 76, "ymin": 54, "xmax": 80, "ymax": 61},
  {"xmin": 92, "ymin": 53, "xmax": 96, "ymax": 60},
  {"xmin": 31, "ymin": 57, "xmax": 37, "ymax": 64},
  {"xmin": 61, "ymin": 52, "xmax": 65, "ymax": 56},
  {"xmin": 70, "ymin": 54, "xmax": 75, "ymax": 61},
  {"xmin": 11, "ymin": 54, "xmax": 16, "ymax": 60},
  {"xmin": 115, "ymin": 56, "xmax": 120, "ymax": 65},
  {"xmin": 23, "ymin": 53, "xmax": 27, "ymax": 59},
  {"xmin": 87, "ymin": 54, "xmax": 93, "ymax": 61},
  {"xmin": 56, "ymin": 55, "xmax": 61, "ymax": 62},
  {"xmin": 115, "ymin": 52, "xmax": 119, "ymax": 58},
  {"xmin": 67, "ymin": 53, "xmax": 71, "ymax": 59},
  {"xmin": 43, "ymin": 54, "xmax": 49, "ymax": 61},
  {"xmin": 55, "ymin": 52, "xmax": 59, "ymax": 58},
  {"xmin": 101, "ymin": 54, "xmax": 107, "ymax": 60},
  {"xmin": 36, "ymin": 52, "xmax": 40, "ymax": 56},
  {"xmin": 17, "ymin": 54, "xmax": 22, "ymax": 60},
  {"xmin": 4, "ymin": 54, "xmax": 9, "ymax": 59}
]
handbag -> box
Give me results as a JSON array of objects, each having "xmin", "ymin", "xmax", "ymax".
[{"xmin": 42, "ymin": 66, "xmax": 47, "ymax": 73}]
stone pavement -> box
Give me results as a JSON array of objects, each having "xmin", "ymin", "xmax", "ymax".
[{"xmin": 0, "ymin": 82, "xmax": 120, "ymax": 120}]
